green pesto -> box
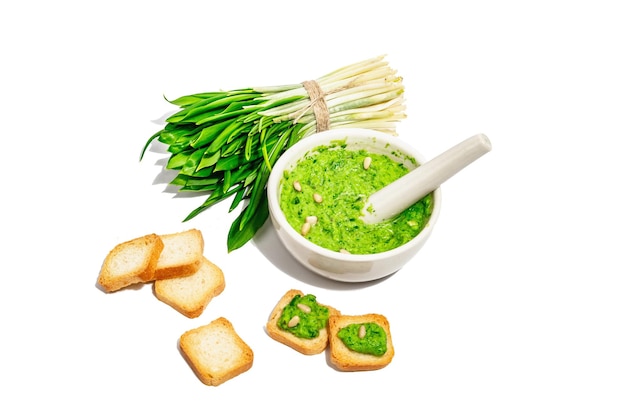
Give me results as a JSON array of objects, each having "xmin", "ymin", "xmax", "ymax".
[
  {"xmin": 277, "ymin": 294, "xmax": 330, "ymax": 339},
  {"xmin": 337, "ymin": 322, "xmax": 388, "ymax": 356},
  {"xmin": 279, "ymin": 145, "xmax": 434, "ymax": 254}
]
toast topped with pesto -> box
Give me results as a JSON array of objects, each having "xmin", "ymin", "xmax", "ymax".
[
  {"xmin": 266, "ymin": 289, "xmax": 340, "ymax": 355},
  {"xmin": 328, "ymin": 313, "xmax": 394, "ymax": 371}
]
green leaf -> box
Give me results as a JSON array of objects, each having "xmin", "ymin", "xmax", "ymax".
[
  {"xmin": 191, "ymin": 119, "xmax": 232, "ymax": 148},
  {"xmin": 183, "ymin": 184, "xmax": 243, "ymax": 221},
  {"xmin": 215, "ymin": 152, "xmax": 255, "ymax": 172},
  {"xmin": 180, "ymin": 148, "xmax": 205, "ymax": 175},
  {"xmin": 166, "ymin": 92, "xmax": 232, "ymax": 122},
  {"xmin": 229, "ymin": 186, "xmax": 247, "ymax": 212},
  {"xmin": 166, "ymin": 150, "xmax": 193, "ymax": 170},
  {"xmin": 207, "ymin": 120, "xmax": 245, "ymax": 155},
  {"xmin": 244, "ymin": 131, "xmax": 256, "ymax": 160},
  {"xmin": 168, "ymin": 93, "xmax": 218, "ymax": 108},
  {"xmin": 222, "ymin": 169, "xmax": 231, "ymax": 193},
  {"xmin": 227, "ymin": 195, "xmax": 269, "ymax": 252},
  {"xmin": 221, "ymin": 134, "xmax": 247, "ymax": 157},
  {"xmin": 197, "ymin": 149, "xmax": 221, "ymax": 170},
  {"xmin": 140, "ymin": 131, "xmax": 162, "ymax": 160},
  {"xmin": 192, "ymin": 165, "xmax": 215, "ymax": 177},
  {"xmin": 180, "ymin": 176, "xmax": 220, "ymax": 187}
]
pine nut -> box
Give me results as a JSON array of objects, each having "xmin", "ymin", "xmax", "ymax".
[
  {"xmin": 301, "ymin": 222, "xmax": 311, "ymax": 236},
  {"xmin": 297, "ymin": 303, "xmax": 311, "ymax": 313},
  {"xmin": 288, "ymin": 315, "xmax": 300, "ymax": 327},
  {"xmin": 293, "ymin": 181, "xmax": 302, "ymax": 192},
  {"xmin": 358, "ymin": 324, "xmax": 366, "ymax": 339},
  {"xmin": 363, "ymin": 156, "xmax": 372, "ymax": 170},
  {"xmin": 313, "ymin": 193, "xmax": 323, "ymax": 203},
  {"xmin": 306, "ymin": 215, "xmax": 318, "ymax": 225},
  {"xmin": 339, "ymin": 248, "xmax": 350, "ymax": 254}
]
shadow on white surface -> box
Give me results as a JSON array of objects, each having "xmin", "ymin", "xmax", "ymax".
[{"xmin": 252, "ymin": 217, "xmax": 393, "ymax": 291}]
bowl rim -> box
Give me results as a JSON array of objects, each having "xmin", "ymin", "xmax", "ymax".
[{"xmin": 267, "ymin": 127, "xmax": 442, "ymax": 263}]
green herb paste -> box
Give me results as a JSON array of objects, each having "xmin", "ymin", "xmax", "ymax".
[
  {"xmin": 279, "ymin": 145, "xmax": 434, "ymax": 254},
  {"xmin": 277, "ymin": 294, "xmax": 330, "ymax": 339},
  {"xmin": 337, "ymin": 322, "xmax": 388, "ymax": 356}
]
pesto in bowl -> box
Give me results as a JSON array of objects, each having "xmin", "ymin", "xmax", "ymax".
[{"xmin": 279, "ymin": 144, "xmax": 434, "ymax": 255}]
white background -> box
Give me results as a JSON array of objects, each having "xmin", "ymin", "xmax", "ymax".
[{"xmin": 2, "ymin": 1, "xmax": 624, "ymax": 415}]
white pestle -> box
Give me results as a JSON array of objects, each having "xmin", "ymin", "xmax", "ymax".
[{"xmin": 361, "ymin": 133, "xmax": 492, "ymax": 224}]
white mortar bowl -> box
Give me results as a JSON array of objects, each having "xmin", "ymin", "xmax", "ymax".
[{"xmin": 267, "ymin": 128, "xmax": 442, "ymax": 282}]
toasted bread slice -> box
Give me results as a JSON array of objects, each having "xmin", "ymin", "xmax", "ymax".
[
  {"xmin": 266, "ymin": 289, "xmax": 340, "ymax": 355},
  {"xmin": 179, "ymin": 317, "xmax": 253, "ymax": 386},
  {"xmin": 328, "ymin": 313, "xmax": 394, "ymax": 371},
  {"xmin": 97, "ymin": 233, "xmax": 164, "ymax": 292},
  {"xmin": 154, "ymin": 257, "xmax": 225, "ymax": 318},
  {"xmin": 154, "ymin": 229, "xmax": 204, "ymax": 280}
]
